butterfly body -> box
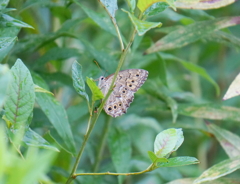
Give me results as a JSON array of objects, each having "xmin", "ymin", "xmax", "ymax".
[{"xmin": 98, "ymin": 69, "xmax": 148, "ymax": 117}]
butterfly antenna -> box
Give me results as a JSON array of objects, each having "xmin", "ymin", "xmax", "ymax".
[{"xmin": 93, "ymin": 60, "xmax": 104, "ymax": 75}]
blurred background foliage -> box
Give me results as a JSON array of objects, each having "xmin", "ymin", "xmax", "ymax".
[{"xmin": 1, "ymin": 0, "xmax": 240, "ymax": 183}]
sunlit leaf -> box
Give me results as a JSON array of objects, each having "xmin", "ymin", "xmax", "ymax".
[
  {"xmin": 158, "ymin": 156, "xmax": 199, "ymax": 167},
  {"xmin": 178, "ymin": 103, "xmax": 240, "ymax": 121},
  {"xmin": 99, "ymin": 0, "xmax": 118, "ymax": 19},
  {"xmin": 207, "ymin": 123, "xmax": 240, "ymax": 158},
  {"xmin": 223, "ymin": 72, "xmax": 240, "ymax": 100},
  {"xmin": 34, "ymin": 85, "xmax": 53, "ymax": 96},
  {"xmin": 175, "ymin": 0, "xmax": 235, "ymax": 10},
  {"xmin": 108, "ymin": 127, "xmax": 131, "ymax": 184},
  {"xmin": 144, "ymin": 2, "xmax": 169, "ymax": 16},
  {"xmin": 23, "ymin": 128, "xmax": 60, "ymax": 152},
  {"xmin": 0, "ymin": 37, "xmax": 17, "ymax": 63},
  {"xmin": 122, "ymin": 9, "xmax": 162, "ymax": 36},
  {"xmin": 0, "ymin": 14, "xmax": 34, "ymax": 29},
  {"xmin": 32, "ymin": 73, "xmax": 76, "ymax": 155},
  {"xmin": 154, "ymin": 128, "xmax": 181, "ymax": 158},
  {"xmin": 137, "ymin": 0, "xmax": 176, "ymax": 13},
  {"xmin": 86, "ymin": 77, "xmax": 104, "ymax": 102},
  {"xmin": 0, "ymin": 64, "xmax": 11, "ymax": 108},
  {"xmin": 145, "ymin": 16, "xmax": 240, "ymax": 53},
  {"xmin": 194, "ymin": 156, "xmax": 240, "ymax": 184},
  {"xmin": 4, "ymin": 59, "xmax": 35, "ymax": 126},
  {"xmin": 72, "ymin": 61, "xmax": 89, "ymax": 101}
]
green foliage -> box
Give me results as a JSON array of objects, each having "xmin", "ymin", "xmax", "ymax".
[{"xmin": 1, "ymin": 0, "xmax": 240, "ymax": 184}]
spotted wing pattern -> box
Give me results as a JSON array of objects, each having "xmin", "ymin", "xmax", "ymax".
[{"xmin": 98, "ymin": 69, "xmax": 148, "ymax": 117}]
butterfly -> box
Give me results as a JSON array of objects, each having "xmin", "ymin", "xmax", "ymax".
[{"xmin": 98, "ymin": 69, "xmax": 148, "ymax": 117}]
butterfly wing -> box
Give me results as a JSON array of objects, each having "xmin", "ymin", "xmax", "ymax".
[{"xmin": 100, "ymin": 69, "xmax": 148, "ymax": 117}]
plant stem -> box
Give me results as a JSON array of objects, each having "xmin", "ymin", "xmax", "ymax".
[
  {"xmin": 75, "ymin": 165, "xmax": 152, "ymax": 176},
  {"xmin": 92, "ymin": 115, "xmax": 112, "ymax": 172},
  {"xmin": 98, "ymin": 0, "xmax": 124, "ymax": 51},
  {"xmin": 65, "ymin": 26, "xmax": 137, "ymax": 184}
]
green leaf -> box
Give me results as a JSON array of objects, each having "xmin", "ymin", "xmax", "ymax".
[
  {"xmin": 32, "ymin": 73, "xmax": 76, "ymax": 155},
  {"xmin": 148, "ymin": 151, "xmax": 168, "ymax": 163},
  {"xmin": 145, "ymin": 16, "xmax": 240, "ymax": 53},
  {"xmin": 4, "ymin": 59, "xmax": 35, "ymax": 126},
  {"xmin": 157, "ymin": 54, "xmax": 167, "ymax": 87},
  {"xmin": 172, "ymin": 128, "xmax": 184, "ymax": 152},
  {"xmin": 34, "ymin": 47, "xmax": 80, "ymax": 68},
  {"xmin": 0, "ymin": 64, "xmax": 11, "ymax": 108},
  {"xmin": 122, "ymin": 9, "xmax": 162, "ymax": 36},
  {"xmin": 178, "ymin": 103, "xmax": 240, "ymax": 121},
  {"xmin": 108, "ymin": 127, "xmax": 131, "ymax": 184},
  {"xmin": 0, "ymin": 14, "xmax": 34, "ymax": 29},
  {"xmin": 148, "ymin": 151, "xmax": 158, "ymax": 162},
  {"xmin": 79, "ymin": 38, "xmax": 117, "ymax": 73},
  {"xmin": 137, "ymin": 0, "xmax": 176, "ymax": 12},
  {"xmin": 34, "ymin": 84, "xmax": 53, "ymax": 95},
  {"xmin": 0, "ymin": 0, "xmax": 9, "ymax": 10},
  {"xmin": 175, "ymin": 0, "xmax": 235, "ymax": 10},
  {"xmin": 86, "ymin": 77, "xmax": 104, "ymax": 102},
  {"xmin": 23, "ymin": 128, "xmax": 59, "ymax": 152},
  {"xmin": 126, "ymin": 0, "xmax": 136, "ymax": 13},
  {"xmin": 204, "ymin": 31, "xmax": 240, "ymax": 50},
  {"xmin": 160, "ymin": 53, "xmax": 220, "ymax": 96},
  {"xmin": 194, "ymin": 156, "xmax": 240, "ymax": 184},
  {"xmin": 99, "ymin": 0, "xmax": 118, "ymax": 19},
  {"xmin": 72, "ymin": 61, "xmax": 89, "ymax": 101},
  {"xmin": 74, "ymin": 0, "xmax": 117, "ymax": 36},
  {"xmin": 158, "ymin": 156, "xmax": 199, "ymax": 167},
  {"xmin": 154, "ymin": 128, "xmax": 181, "ymax": 158},
  {"xmin": 0, "ymin": 37, "xmax": 17, "ymax": 63},
  {"xmin": 223, "ymin": 72, "xmax": 240, "ymax": 100},
  {"xmin": 144, "ymin": 2, "xmax": 169, "ymax": 16},
  {"xmin": 207, "ymin": 123, "xmax": 240, "ymax": 158}
]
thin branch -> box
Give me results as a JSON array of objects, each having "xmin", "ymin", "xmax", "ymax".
[{"xmin": 98, "ymin": 0, "xmax": 124, "ymax": 51}]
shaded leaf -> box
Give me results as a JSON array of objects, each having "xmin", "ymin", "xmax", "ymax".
[
  {"xmin": 23, "ymin": 128, "xmax": 59, "ymax": 152},
  {"xmin": 86, "ymin": 77, "xmax": 104, "ymax": 102},
  {"xmin": 34, "ymin": 84, "xmax": 54, "ymax": 96},
  {"xmin": 145, "ymin": 16, "xmax": 240, "ymax": 53},
  {"xmin": 34, "ymin": 47, "xmax": 80, "ymax": 68},
  {"xmin": 4, "ymin": 59, "xmax": 35, "ymax": 126},
  {"xmin": 32, "ymin": 73, "xmax": 76, "ymax": 155},
  {"xmin": 178, "ymin": 103, "xmax": 240, "ymax": 121},
  {"xmin": 108, "ymin": 127, "xmax": 131, "ymax": 184},
  {"xmin": 204, "ymin": 31, "xmax": 240, "ymax": 49},
  {"xmin": 154, "ymin": 128, "xmax": 181, "ymax": 158},
  {"xmin": 175, "ymin": 0, "xmax": 235, "ymax": 10},
  {"xmin": 223, "ymin": 72, "xmax": 240, "ymax": 100},
  {"xmin": 194, "ymin": 156, "xmax": 240, "ymax": 184},
  {"xmin": 160, "ymin": 53, "xmax": 220, "ymax": 95},
  {"xmin": 74, "ymin": 1, "xmax": 117, "ymax": 36},
  {"xmin": 207, "ymin": 123, "xmax": 240, "ymax": 158},
  {"xmin": 126, "ymin": 0, "xmax": 136, "ymax": 13},
  {"xmin": 72, "ymin": 61, "xmax": 89, "ymax": 101},
  {"xmin": 0, "ymin": 37, "xmax": 17, "ymax": 63},
  {"xmin": 122, "ymin": 9, "xmax": 162, "ymax": 36},
  {"xmin": 0, "ymin": 14, "xmax": 34, "ymax": 29},
  {"xmin": 0, "ymin": 0, "xmax": 9, "ymax": 10},
  {"xmin": 0, "ymin": 64, "xmax": 11, "ymax": 108},
  {"xmin": 158, "ymin": 156, "xmax": 199, "ymax": 167}
]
